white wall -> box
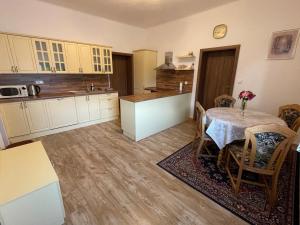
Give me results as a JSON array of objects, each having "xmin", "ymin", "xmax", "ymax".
[
  {"xmin": 0, "ymin": 0, "xmax": 146, "ymax": 53},
  {"xmin": 145, "ymin": 0, "xmax": 300, "ymax": 115}
]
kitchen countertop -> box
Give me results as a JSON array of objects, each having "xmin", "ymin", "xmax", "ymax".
[
  {"xmin": 119, "ymin": 89, "xmax": 191, "ymax": 103},
  {"xmin": 0, "ymin": 89, "xmax": 118, "ymax": 103}
]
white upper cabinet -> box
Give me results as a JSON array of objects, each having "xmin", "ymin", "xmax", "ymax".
[
  {"xmin": 49, "ymin": 40, "xmax": 67, "ymax": 73},
  {"xmin": 7, "ymin": 35, "xmax": 37, "ymax": 73},
  {"xmin": 65, "ymin": 42, "xmax": 81, "ymax": 73},
  {"xmin": 91, "ymin": 46, "xmax": 103, "ymax": 74},
  {"xmin": 102, "ymin": 47, "xmax": 113, "ymax": 74},
  {"xmin": 77, "ymin": 44, "xmax": 93, "ymax": 73},
  {"xmin": 0, "ymin": 34, "xmax": 14, "ymax": 73}
]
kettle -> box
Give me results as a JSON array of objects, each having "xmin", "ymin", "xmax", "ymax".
[{"xmin": 27, "ymin": 85, "xmax": 41, "ymax": 96}]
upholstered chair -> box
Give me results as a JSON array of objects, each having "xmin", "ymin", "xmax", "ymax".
[
  {"xmin": 214, "ymin": 95, "xmax": 236, "ymax": 108},
  {"xmin": 278, "ymin": 104, "xmax": 300, "ymax": 130},
  {"xmin": 192, "ymin": 101, "xmax": 214, "ymax": 158},
  {"xmin": 225, "ymin": 124, "xmax": 296, "ymax": 210}
]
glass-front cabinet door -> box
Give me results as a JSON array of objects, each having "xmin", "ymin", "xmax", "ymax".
[
  {"xmin": 91, "ymin": 46, "xmax": 102, "ymax": 74},
  {"xmin": 49, "ymin": 41, "xmax": 67, "ymax": 73},
  {"xmin": 32, "ymin": 39, "xmax": 52, "ymax": 73},
  {"xmin": 102, "ymin": 47, "xmax": 113, "ymax": 74}
]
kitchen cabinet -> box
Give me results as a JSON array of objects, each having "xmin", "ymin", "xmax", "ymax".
[
  {"xmin": 0, "ymin": 102, "xmax": 30, "ymax": 138},
  {"xmin": 75, "ymin": 96, "xmax": 90, "ymax": 123},
  {"xmin": 7, "ymin": 35, "xmax": 37, "ymax": 73},
  {"xmin": 100, "ymin": 93, "xmax": 119, "ymax": 119},
  {"xmin": 24, "ymin": 100, "xmax": 50, "ymax": 133},
  {"xmin": 47, "ymin": 97, "xmax": 78, "ymax": 129},
  {"xmin": 102, "ymin": 47, "xmax": 113, "ymax": 74},
  {"xmin": 91, "ymin": 46, "xmax": 103, "ymax": 73},
  {"xmin": 133, "ymin": 49, "xmax": 157, "ymax": 94},
  {"xmin": 0, "ymin": 34, "xmax": 14, "ymax": 73},
  {"xmin": 88, "ymin": 95, "xmax": 101, "ymax": 120},
  {"xmin": 77, "ymin": 44, "xmax": 93, "ymax": 73},
  {"xmin": 65, "ymin": 42, "xmax": 81, "ymax": 73},
  {"xmin": 32, "ymin": 39, "xmax": 67, "ymax": 73}
]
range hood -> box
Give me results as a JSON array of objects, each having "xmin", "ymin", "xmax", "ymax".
[{"xmin": 155, "ymin": 51, "xmax": 176, "ymax": 70}]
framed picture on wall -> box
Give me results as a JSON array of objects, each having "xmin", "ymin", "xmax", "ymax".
[{"xmin": 267, "ymin": 29, "xmax": 299, "ymax": 59}]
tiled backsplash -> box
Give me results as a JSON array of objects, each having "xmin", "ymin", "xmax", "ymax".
[{"xmin": 0, "ymin": 74, "xmax": 109, "ymax": 94}]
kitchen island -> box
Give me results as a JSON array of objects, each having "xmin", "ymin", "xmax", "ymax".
[{"xmin": 120, "ymin": 90, "xmax": 191, "ymax": 141}]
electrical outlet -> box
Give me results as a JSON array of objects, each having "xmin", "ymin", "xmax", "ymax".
[{"xmin": 35, "ymin": 80, "xmax": 44, "ymax": 84}]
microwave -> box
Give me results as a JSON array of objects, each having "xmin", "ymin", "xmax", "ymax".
[{"xmin": 0, "ymin": 85, "xmax": 29, "ymax": 99}]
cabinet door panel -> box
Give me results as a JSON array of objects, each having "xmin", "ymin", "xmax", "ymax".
[
  {"xmin": 102, "ymin": 47, "xmax": 113, "ymax": 74},
  {"xmin": 49, "ymin": 41, "xmax": 67, "ymax": 73},
  {"xmin": 32, "ymin": 38, "xmax": 52, "ymax": 73},
  {"xmin": 0, "ymin": 34, "xmax": 14, "ymax": 73},
  {"xmin": 25, "ymin": 100, "xmax": 50, "ymax": 133},
  {"xmin": 0, "ymin": 102, "xmax": 30, "ymax": 138},
  {"xmin": 8, "ymin": 35, "xmax": 37, "ymax": 73},
  {"xmin": 65, "ymin": 42, "xmax": 80, "ymax": 73},
  {"xmin": 78, "ymin": 44, "xmax": 93, "ymax": 73},
  {"xmin": 75, "ymin": 96, "xmax": 90, "ymax": 123},
  {"xmin": 47, "ymin": 97, "xmax": 78, "ymax": 129},
  {"xmin": 91, "ymin": 46, "xmax": 102, "ymax": 73},
  {"xmin": 88, "ymin": 95, "xmax": 100, "ymax": 120},
  {"xmin": 101, "ymin": 107, "xmax": 119, "ymax": 119}
]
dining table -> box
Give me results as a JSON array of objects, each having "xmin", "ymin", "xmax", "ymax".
[{"xmin": 205, "ymin": 107, "xmax": 287, "ymax": 166}]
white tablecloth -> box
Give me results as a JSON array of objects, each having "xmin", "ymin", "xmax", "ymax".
[{"xmin": 206, "ymin": 108, "xmax": 287, "ymax": 149}]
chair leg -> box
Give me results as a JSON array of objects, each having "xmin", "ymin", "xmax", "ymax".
[
  {"xmin": 196, "ymin": 140, "xmax": 204, "ymax": 159},
  {"xmin": 235, "ymin": 167, "xmax": 243, "ymax": 194},
  {"xmin": 269, "ymin": 174, "xmax": 279, "ymax": 209},
  {"xmin": 217, "ymin": 149, "xmax": 224, "ymax": 167}
]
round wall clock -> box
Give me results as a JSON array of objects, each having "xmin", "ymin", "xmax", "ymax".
[{"xmin": 213, "ymin": 24, "xmax": 227, "ymax": 39}]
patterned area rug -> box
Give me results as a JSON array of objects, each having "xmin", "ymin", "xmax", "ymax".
[{"xmin": 157, "ymin": 142, "xmax": 298, "ymax": 225}]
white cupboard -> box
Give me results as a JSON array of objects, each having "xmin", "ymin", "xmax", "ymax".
[
  {"xmin": 0, "ymin": 34, "xmax": 14, "ymax": 73},
  {"xmin": 0, "ymin": 102, "xmax": 30, "ymax": 138},
  {"xmin": 88, "ymin": 95, "xmax": 101, "ymax": 120},
  {"xmin": 64, "ymin": 42, "xmax": 81, "ymax": 73},
  {"xmin": 47, "ymin": 97, "xmax": 78, "ymax": 129},
  {"xmin": 24, "ymin": 100, "xmax": 50, "ymax": 133},
  {"xmin": 75, "ymin": 96, "xmax": 90, "ymax": 123},
  {"xmin": 77, "ymin": 44, "xmax": 93, "ymax": 73}
]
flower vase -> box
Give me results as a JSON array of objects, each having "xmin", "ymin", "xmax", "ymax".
[{"xmin": 240, "ymin": 99, "xmax": 247, "ymax": 117}]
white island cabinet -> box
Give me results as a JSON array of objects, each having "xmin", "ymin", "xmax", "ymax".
[
  {"xmin": 120, "ymin": 92, "xmax": 191, "ymax": 141},
  {"xmin": 0, "ymin": 141, "xmax": 65, "ymax": 225}
]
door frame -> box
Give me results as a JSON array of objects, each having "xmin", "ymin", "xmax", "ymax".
[
  {"xmin": 112, "ymin": 52, "xmax": 134, "ymax": 95},
  {"xmin": 194, "ymin": 45, "xmax": 240, "ymax": 115}
]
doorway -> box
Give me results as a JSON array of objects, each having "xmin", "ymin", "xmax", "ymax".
[
  {"xmin": 111, "ymin": 52, "xmax": 133, "ymax": 96},
  {"xmin": 195, "ymin": 45, "xmax": 240, "ymax": 110}
]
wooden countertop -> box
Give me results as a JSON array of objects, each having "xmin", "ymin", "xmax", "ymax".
[
  {"xmin": 0, "ymin": 90, "xmax": 118, "ymax": 104},
  {"xmin": 119, "ymin": 90, "xmax": 191, "ymax": 103},
  {"xmin": 0, "ymin": 141, "xmax": 58, "ymax": 205}
]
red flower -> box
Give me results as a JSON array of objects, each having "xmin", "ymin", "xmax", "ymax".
[{"xmin": 239, "ymin": 91, "xmax": 256, "ymax": 101}]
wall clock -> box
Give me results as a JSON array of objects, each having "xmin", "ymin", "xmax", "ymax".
[{"xmin": 213, "ymin": 24, "xmax": 227, "ymax": 39}]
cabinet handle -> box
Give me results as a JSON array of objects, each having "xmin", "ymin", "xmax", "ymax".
[
  {"xmin": 15, "ymin": 66, "xmax": 18, "ymax": 73},
  {"xmin": 54, "ymin": 67, "xmax": 56, "ymax": 73},
  {"xmin": 11, "ymin": 66, "xmax": 15, "ymax": 72},
  {"xmin": 85, "ymin": 96, "xmax": 88, "ymax": 101},
  {"xmin": 56, "ymin": 98, "xmax": 63, "ymax": 101},
  {"xmin": 23, "ymin": 102, "xmax": 27, "ymax": 109}
]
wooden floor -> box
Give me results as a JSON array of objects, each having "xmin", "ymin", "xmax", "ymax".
[{"xmin": 40, "ymin": 120, "xmax": 247, "ymax": 225}]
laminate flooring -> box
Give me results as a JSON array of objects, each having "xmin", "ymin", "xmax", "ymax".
[{"xmin": 40, "ymin": 120, "xmax": 247, "ymax": 225}]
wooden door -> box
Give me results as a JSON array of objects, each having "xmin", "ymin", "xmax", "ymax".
[
  {"xmin": 49, "ymin": 41, "xmax": 67, "ymax": 73},
  {"xmin": 75, "ymin": 96, "xmax": 90, "ymax": 123},
  {"xmin": 0, "ymin": 34, "xmax": 14, "ymax": 73},
  {"xmin": 8, "ymin": 35, "xmax": 37, "ymax": 73},
  {"xmin": 24, "ymin": 100, "xmax": 50, "ymax": 133},
  {"xmin": 196, "ymin": 45, "xmax": 240, "ymax": 110},
  {"xmin": 0, "ymin": 102, "xmax": 30, "ymax": 138},
  {"xmin": 65, "ymin": 42, "xmax": 81, "ymax": 73},
  {"xmin": 111, "ymin": 53, "xmax": 133, "ymax": 96},
  {"xmin": 47, "ymin": 97, "xmax": 78, "ymax": 129},
  {"xmin": 77, "ymin": 44, "xmax": 93, "ymax": 73},
  {"xmin": 32, "ymin": 38, "xmax": 53, "ymax": 73}
]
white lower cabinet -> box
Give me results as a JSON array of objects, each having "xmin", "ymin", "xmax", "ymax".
[
  {"xmin": 24, "ymin": 100, "xmax": 50, "ymax": 133},
  {"xmin": 75, "ymin": 96, "xmax": 90, "ymax": 123},
  {"xmin": 88, "ymin": 95, "xmax": 101, "ymax": 121},
  {"xmin": 0, "ymin": 102, "xmax": 30, "ymax": 138},
  {"xmin": 47, "ymin": 97, "xmax": 78, "ymax": 129}
]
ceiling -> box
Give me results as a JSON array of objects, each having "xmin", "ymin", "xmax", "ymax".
[{"xmin": 38, "ymin": 0, "xmax": 237, "ymax": 28}]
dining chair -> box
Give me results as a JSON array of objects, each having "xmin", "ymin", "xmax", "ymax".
[
  {"xmin": 192, "ymin": 101, "xmax": 214, "ymax": 158},
  {"xmin": 225, "ymin": 124, "xmax": 296, "ymax": 210},
  {"xmin": 214, "ymin": 95, "xmax": 236, "ymax": 108},
  {"xmin": 278, "ymin": 104, "xmax": 300, "ymax": 130}
]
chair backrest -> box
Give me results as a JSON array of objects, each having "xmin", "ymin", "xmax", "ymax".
[
  {"xmin": 241, "ymin": 124, "xmax": 296, "ymax": 173},
  {"xmin": 292, "ymin": 117, "xmax": 300, "ymax": 132},
  {"xmin": 214, "ymin": 95, "xmax": 236, "ymax": 108},
  {"xmin": 195, "ymin": 101, "xmax": 206, "ymax": 138},
  {"xmin": 278, "ymin": 104, "xmax": 300, "ymax": 130}
]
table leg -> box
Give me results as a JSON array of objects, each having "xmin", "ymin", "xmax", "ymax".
[{"xmin": 217, "ymin": 149, "xmax": 224, "ymax": 167}]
